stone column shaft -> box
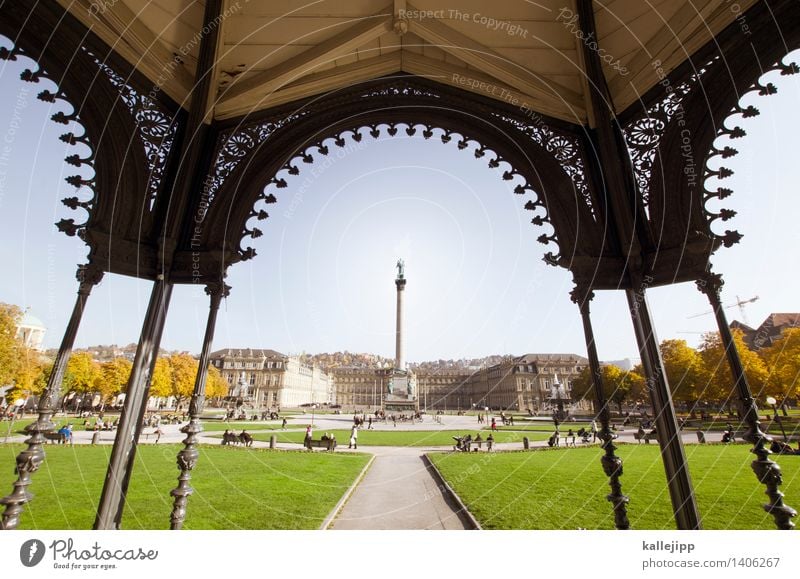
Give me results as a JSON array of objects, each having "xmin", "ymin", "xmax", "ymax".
[{"xmin": 395, "ymin": 278, "xmax": 406, "ymax": 371}]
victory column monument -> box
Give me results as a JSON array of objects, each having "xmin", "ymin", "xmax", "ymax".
[{"xmin": 385, "ymin": 259, "xmax": 418, "ymax": 412}]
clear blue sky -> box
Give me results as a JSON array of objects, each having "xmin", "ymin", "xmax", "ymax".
[{"xmin": 1, "ymin": 41, "xmax": 798, "ymax": 362}]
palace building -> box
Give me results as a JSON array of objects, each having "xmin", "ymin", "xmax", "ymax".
[
  {"xmin": 330, "ymin": 353, "xmax": 588, "ymax": 413},
  {"xmin": 459, "ymin": 354, "xmax": 590, "ymax": 414},
  {"xmin": 209, "ymin": 348, "xmax": 334, "ymax": 408},
  {"xmin": 212, "ymin": 348, "xmax": 587, "ymax": 413}
]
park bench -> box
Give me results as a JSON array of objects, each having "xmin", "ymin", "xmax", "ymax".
[
  {"xmin": 140, "ymin": 430, "xmax": 163, "ymax": 441},
  {"xmin": 43, "ymin": 431, "xmax": 68, "ymax": 444},
  {"xmin": 634, "ymin": 428, "xmax": 658, "ymax": 444},
  {"xmin": 609, "ymin": 419, "xmax": 628, "ymax": 431},
  {"xmin": 305, "ymin": 437, "xmax": 336, "ymax": 451}
]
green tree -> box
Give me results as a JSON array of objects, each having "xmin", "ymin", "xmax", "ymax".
[
  {"xmin": 761, "ymin": 327, "xmax": 800, "ymax": 409},
  {"xmin": 698, "ymin": 330, "xmax": 770, "ymax": 406}
]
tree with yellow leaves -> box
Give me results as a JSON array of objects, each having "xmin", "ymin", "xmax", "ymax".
[
  {"xmin": 97, "ymin": 358, "xmax": 132, "ymax": 408},
  {"xmin": 571, "ymin": 364, "xmax": 644, "ymax": 414},
  {"xmin": 660, "ymin": 339, "xmax": 705, "ymax": 410},
  {"xmin": 148, "ymin": 353, "xmax": 199, "ymax": 409},
  {"xmin": 206, "ymin": 364, "xmax": 229, "ymax": 400},
  {"xmin": 698, "ymin": 330, "xmax": 770, "ymax": 406},
  {"xmin": 0, "ymin": 303, "xmax": 24, "ymax": 389},
  {"xmin": 169, "ymin": 353, "xmax": 198, "ymax": 409},
  {"xmin": 761, "ymin": 327, "xmax": 800, "ymax": 411},
  {"xmin": 63, "ymin": 352, "xmax": 102, "ymax": 396},
  {"xmin": 149, "ymin": 357, "xmax": 172, "ymax": 399}
]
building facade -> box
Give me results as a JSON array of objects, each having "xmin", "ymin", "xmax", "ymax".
[
  {"xmin": 459, "ymin": 354, "xmax": 590, "ymax": 413},
  {"xmin": 329, "ymin": 366, "xmax": 392, "ymax": 408},
  {"xmin": 209, "ymin": 349, "xmax": 587, "ymax": 412},
  {"xmin": 331, "ymin": 353, "xmax": 589, "ymax": 412},
  {"xmin": 16, "ymin": 310, "xmax": 46, "ymax": 351},
  {"xmin": 209, "ymin": 348, "xmax": 333, "ymax": 408}
]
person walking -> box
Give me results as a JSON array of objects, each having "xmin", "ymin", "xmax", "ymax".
[
  {"xmin": 349, "ymin": 424, "xmax": 359, "ymax": 449},
  {"xmin": 591, "ymin": 419, "xmax": 598, "ymax": 443},
  {"xmin": 305, "ymin": 424, "xmax": 313, "ymax": 450},
  {"xmin": 281, "ymin": 417, "xmax": 287, "ymax": 429}
]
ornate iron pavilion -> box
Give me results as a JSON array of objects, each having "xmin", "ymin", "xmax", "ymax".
[{"xmin": 0, "ymin": 0, "xmax": 798, "ymax": 530}]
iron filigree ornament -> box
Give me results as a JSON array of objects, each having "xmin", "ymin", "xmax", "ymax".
[
  {"xmin": 82, "ymin": 47, "xmax": 178, "ymax": 210},
  {"xmin": 0, "ymin": 38, "xmax": 97, "ymax": 243},
  {"xmin": 701, "ymin": 56, "xmax": 799, "ymax": 252},
  {"xmin": 224, "ymin": 122, "xmax": 562, "ymax": 268}
]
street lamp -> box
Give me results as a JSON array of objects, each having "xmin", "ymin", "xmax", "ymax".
[{"xmin": 766, "ymin": 396, "xmax": 787, "ymax": 441}]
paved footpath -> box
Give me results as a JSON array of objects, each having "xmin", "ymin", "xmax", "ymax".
[{"xmin": 330, "ymin": 446, "xmax": 474, "ymax": 530}]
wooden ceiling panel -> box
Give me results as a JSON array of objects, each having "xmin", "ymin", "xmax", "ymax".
[
  {"xmin": 595, "ymin": 0, "xmax": 677, "ymax": 39},
  {"xmin": 223, "ymin": 16, "xmax": 390, "ymax": 48},
  {"xmin": 121, "ymin": 0, "xmax": 204, "ymax": 57},
  {"xmin": 414, "ymin": 0, "xmax": 558, "ymax": 20},
  {"xmin": 493, "ymin": 47, "xmax": 581, "ymax": 75},
  {"xmin": 237, "ymin": 0, "xmax": 387, "ymax": 18},
  {"xmin": 217, "ymin": 45, "xmax": 311, "ymax": 72},
  {"xmin": 441, "ymin": 18, "xmax": 575, "ymax": 51},
  {"xmin": 58, "ymin": 0, "xmax": 754, "ymax": 123}
]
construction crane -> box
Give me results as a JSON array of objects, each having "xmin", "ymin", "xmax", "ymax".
[{"xmin": 687, "ymin": 295, "xmax": 759, "ymax": 325}]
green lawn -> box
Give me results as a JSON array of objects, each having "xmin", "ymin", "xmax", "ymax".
[
  {"xmin": 428, "ymin": 443, "xmax": 800, "ymax": 530},
  {"xmin": 0, "ymin": 444, "xmax": 370, "ymax": 530},
  {"xmin": 211, "ymin": 429, "xmax": 550, "ymax": 447}
]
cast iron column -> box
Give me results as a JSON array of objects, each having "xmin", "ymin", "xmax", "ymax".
[
  {"xmin": 170, "ymin": 281, "xmax": 229, "ymax": 529},
  {"xmin": 697, "ymin": 270, "xmax": 796, "ymax": 529},
  {"xmin": 626, "ymin": 283, "xmax": 702, "ymax": 529},
  {"xmin": 1, "ymin": 264, "xmax": 103, "ymax": 529},
  {"xmin": 94, "ymin": 277, "xmax": 173, "ymax": 529},
  {"xmin": 571, "ymin": 285, "xmax": 629, "ymax": 529}
]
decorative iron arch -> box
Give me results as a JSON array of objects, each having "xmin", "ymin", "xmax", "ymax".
[
  {"xmin": 0, "ymin": 2, "xmax": 183, "ymax": 280},
  {"xmin": 623, "ymin": 8, "xmax": 800, "ymax": 285},
  {"xmin": 0, "ymin": 39, "xmax": 98, "ymax": 246},
  {"xmin": 175, "ymin": 76, "xmax": 620, "ymax": 286}
]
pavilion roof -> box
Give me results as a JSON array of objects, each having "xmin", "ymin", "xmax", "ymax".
[{"xmin": 58, "ymin": 0, "xmax": 756, "ymax": 124}]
